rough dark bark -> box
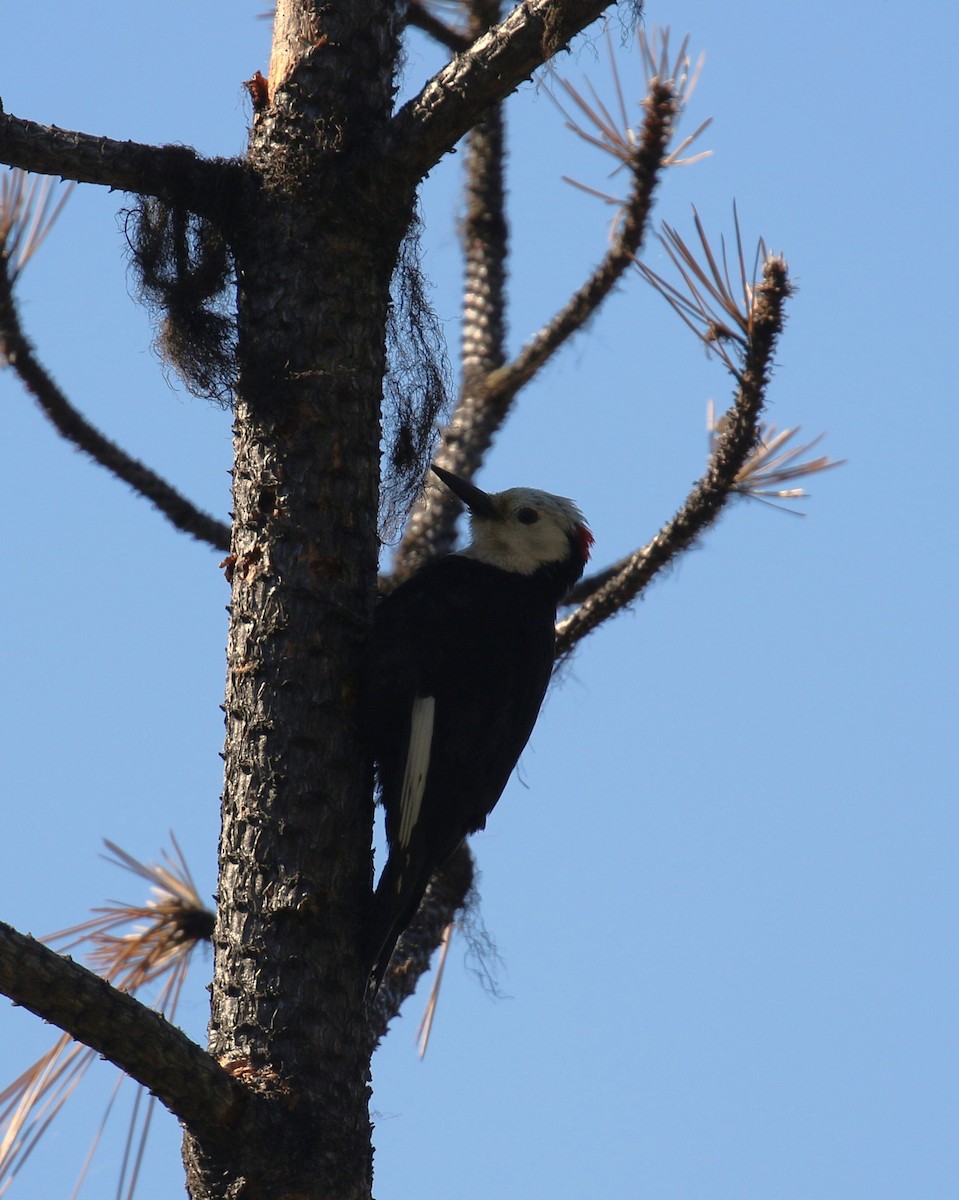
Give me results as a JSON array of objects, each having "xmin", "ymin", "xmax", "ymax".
[
  {"xmin": 0, "ymin": 111, "xmax": 242, "ymax": 218},
  {"xmin": 181, "ymin": 3, "xmax": 409, "ymax": 1196},
  {"xmin": 0, "ymin": 922, "xmax": 242, "ymax": 1130},
  {"xmin": 391, "ymin": 0, "xmax": 622, "ymax": 181},
  {"xmin": 460, "ymin": 0, "xmax": 509, "ymax": 393}
]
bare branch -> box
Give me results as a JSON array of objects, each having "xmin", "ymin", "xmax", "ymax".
[
  {"xmin": 556, "ymin": 253, "xmax": 792, "ymax": 657},
  {"xmin": 563, "ymin": 555, "xmax": 629, "ymax": 606},
  {"xmin": 0, "ymin": 111, "xmax": 244, "ymax": 220},
  {"xmin": 390, "ymin": 0, "xmax": 622, "ymax": 184},
  {"xmin": 0, "ymin": 921, "xmax": 242, "ymax": 1132},
  {"xmin": 391, "ymin": 72, "xmax": 677, "ymax": 575},
  {"xmin": 485, "ymin": 75, "xmax": 680, "ymax": 404},
  {"xmin": 566, "ymin": 410, "xmax": 843, "ymax": 610},
  {"xmin": 0, "ymin": 261, "xmax": 231, "ymax": 552},
  {"xmin": 388, "ymin": 0, "xmax": 511, "ymax": 579},
  {"xmin": 460, "ymin": 0, "xmax": 509, "ymax": 393},
  {"xmin": 406, "ymin": 0, "xmax": 471, "ymax": 51}
]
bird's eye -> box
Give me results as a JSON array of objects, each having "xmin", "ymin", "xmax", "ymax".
[{"xmin": 516, "ymin": 507, "xmax": 539, "ymax": 525}]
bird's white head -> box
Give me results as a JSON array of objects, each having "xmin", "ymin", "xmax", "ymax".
[{"xmin": 432, "ymin": 466, "xmax": 593, "ymax": 580}]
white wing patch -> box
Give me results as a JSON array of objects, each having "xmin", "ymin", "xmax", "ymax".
[{"xmin": 397, "ymin": 695, "xmax": 435, "ymax": 850}]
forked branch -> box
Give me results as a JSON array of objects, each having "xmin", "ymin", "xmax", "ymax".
[{"xmin": 391, "ymin": 0, "xmax": 622, "ymax": 183}]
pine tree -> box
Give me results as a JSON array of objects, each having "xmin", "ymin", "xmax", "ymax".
[{"xmin": 0, "ymin": 5, "xmax": 835, "ymax": 1197}]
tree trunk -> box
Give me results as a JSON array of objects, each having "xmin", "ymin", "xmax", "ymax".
[{"xmin": 182, "ymin": 3, "xmax": 408, "ymax": 1195}]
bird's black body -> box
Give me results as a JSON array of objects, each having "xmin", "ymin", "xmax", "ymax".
[{"xmin": 363, "ymin": 468, "xmax": 592, "ymax": 995}]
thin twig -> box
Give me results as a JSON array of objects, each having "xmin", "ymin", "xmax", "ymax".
[
  {"xmin": 405, "ymin": 0, "xmax": 471, "ymax": 51},
  {"xmin": 555, "ymin": 254, "xmax": 792, "ymax": 658},
  {"xmin": 416, "ymin": 922, "xmax": 454, "ymax": 1058},
  {"xmin": 485, "ymin": 76, "xmax": 682, "ymax": 403},
  {"xmin": 0, "ymin": 261, "xmax": 231, "ymax": 552}
]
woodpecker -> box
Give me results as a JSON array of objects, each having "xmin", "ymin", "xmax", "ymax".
[{"xmin": 363, "ymin": 465, "xmax": 593, "ymax": 995}]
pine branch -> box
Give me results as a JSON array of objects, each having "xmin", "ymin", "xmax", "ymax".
[
  {"xmin": 0, "ymin": 170, "xmax": 75, "ymax": 283},
  {"xmin": 562, "ymin": 557, "xmax": 625, "ymax": 606},
  {"xmin": 0, "ymin": 920, "xmax": 242, "ymax": 1132},
  {"xmin": 0, "ymin": 262, "xmax": 231, "ymax": 552},
  {"xmin": 460, "ymin": 0, "xmax": 509, "ymax": 394},
  {"xmin": 0, "ymin": 836, "xmax": 216, "ymax": 1192},
  {"xmin": 392, "ymin": 0, "xmax": 511, "ymax": 579},
  {"xmin": 487, "ymin": 78, "xmax": 678, "ymax": 399},
  {"xmin": 0, "ymin": 110, "xmax": 243, "ymax": 220},
  {"xmin": 563, "ymin": 413, "xmax": 842, "ymax": 606},
  {"xmin": 406, "ymin": 1, "xmax": 471, "ymax": 51},
  {"xmin": 391, "ymin": 73, "xmax": 674, "ymax": 576},
  {"xmin": 555, "ymin": 254, "xmax": 792, "ymax": 657},
  {"xmin": 705, "ymin": 406, "xmax": 844, "ymax": 511},
  {"xmin": 390, "ymin": 0, "xmax": 624, "ymax": 183}
]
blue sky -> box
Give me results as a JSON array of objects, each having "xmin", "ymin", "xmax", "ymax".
[{"xmin": 2, "ymin": 2, "xmax": 957, "ymax": 1198}]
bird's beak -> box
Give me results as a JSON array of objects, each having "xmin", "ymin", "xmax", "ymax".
[{"xmin": 431, "ymin": 465, "xmax": 501, "ymax": 520}]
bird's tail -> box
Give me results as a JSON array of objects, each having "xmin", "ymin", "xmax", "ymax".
[{"xmin": 363, "ymin": 852, "xmax": 429, "ymax": 1002}]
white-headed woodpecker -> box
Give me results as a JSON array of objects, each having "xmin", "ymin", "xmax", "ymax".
[{"xmin": 363, "ymin": 465, "xmax": 593, "ymax": 994}]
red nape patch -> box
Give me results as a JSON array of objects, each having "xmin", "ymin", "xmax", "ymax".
[{"xmin": 575, "ymin": 524, "xmax": 595, "ymax": 561}]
